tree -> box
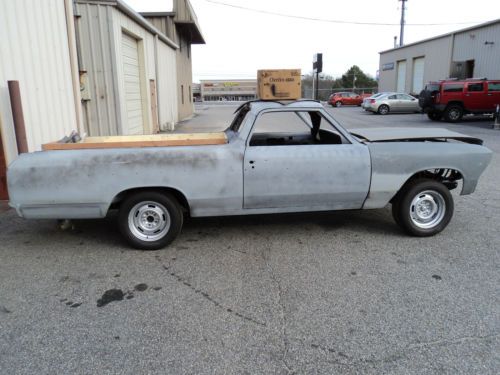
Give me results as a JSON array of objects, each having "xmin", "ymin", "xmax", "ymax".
[
  {"xmin": 338, "ymin": 65, "xmax": 377, "ymax": 90},
  {"xmin": 301, "ymin": 66, "xmax": 378, "ymax": 100}
]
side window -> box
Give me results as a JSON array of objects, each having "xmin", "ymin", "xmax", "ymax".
[
  {"xmin": 249, "ymin": 111, "xmax": 348, "ymax": 146},
  {"xmin": 467, "ymin": 83, "xmax": 484, "ymax": 92},
  {"xmin": 443, "ymin": 83, "xmax": 464, "ymax": 93},
  {"xmin": 388, "ymin": 94, "xmax": 397, "ymax": 100},
  {"xmin": 488, "ymin": 82, "xmax": 500, "ymax": 92},
  {"xmin": 403, "ymin": 94, "xmax": 414, "ymax": 100}
]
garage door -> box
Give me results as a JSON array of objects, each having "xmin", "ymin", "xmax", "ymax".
[
  {"xmin": 121, "ymin": 33, "xmax": 144, "ymax": 135},
  {"xmin": 396, "ymin": 60, "xmax": 406, "ymax": 93},
  {"xmin": 412, "ymin": 57, "xmax": 425, "ymax": 94}
]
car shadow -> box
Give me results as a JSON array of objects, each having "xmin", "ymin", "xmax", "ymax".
[
  {"xmin": 183, "ymin": 208, "xmax": 401, "ymax": 237},
  {"xmin": 4, "ymin": 207, "xmax": 403, "ymax": 252}
]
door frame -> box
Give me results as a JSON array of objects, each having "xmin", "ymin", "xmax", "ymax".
[{"xmin": 0, "ymin": 129, "xmax": 8, "ymax": 200}]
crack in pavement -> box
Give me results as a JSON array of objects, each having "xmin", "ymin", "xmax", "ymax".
[
  {"xmin": 310, "ymin": 332, "xmax": 499, "ymax": 368},
  {"xmin": 261, "ymin": 245, "xmax": 294, "ymax": 375},
  {"xmin": 154, "ymin": 255, "xmax": 265, "ymax": 327},
  {"xmin": 407, "ymin": 332, "xmax": 500, "ymax": 349}
]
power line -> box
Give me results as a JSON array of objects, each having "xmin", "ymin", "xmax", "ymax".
[{"xmin": 200, "ymin": 0, "xmax": 483, "ymax": 26}]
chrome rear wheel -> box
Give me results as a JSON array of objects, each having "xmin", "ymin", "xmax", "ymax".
[
  {"xmin": 128, "ymin": 201, "xmax": 171, "ymax": 242},
  {"xmin": 119, "ymin": 191, "xmax": 183, "ymax": 250}
]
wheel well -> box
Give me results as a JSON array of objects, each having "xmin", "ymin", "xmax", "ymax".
[
  {"xmin": 109, "ymin": 187, "xmax": 190, "ymax": 215},
  {"xmin": 390, "ymin": 169, "xmax": 463, "ymax": 203}
]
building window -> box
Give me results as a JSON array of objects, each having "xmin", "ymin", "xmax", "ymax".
[{"xmin": 181, "ymin": 85, "xmax": 184, "ymax": 105}]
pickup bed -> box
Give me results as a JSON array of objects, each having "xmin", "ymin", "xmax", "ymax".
[{"xmin": 7, "ymin": 100, "xmax": 492, "ymax": 249}]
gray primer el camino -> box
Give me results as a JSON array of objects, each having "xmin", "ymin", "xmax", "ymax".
[{"xmin": 7, "ymin": 101, "xmax": 492, "ymax": 219}]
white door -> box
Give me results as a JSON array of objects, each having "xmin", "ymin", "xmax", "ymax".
[
  {"xmin": 396, "ymin": 60, "xmax": 407, "ymax": 93},
  {"xmin": 412, "ymin": 57, "xmax": 425, "ymax": 94},
  {"xmin": 121, "ymin": 33, "xmax": 144, "ymax": 135}
]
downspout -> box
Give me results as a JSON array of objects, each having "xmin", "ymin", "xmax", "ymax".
[
  {"xmin": 154, "ymin": 34, "xmax": 161, "ymax": 132},
  {"xmin": 64, "ymin": 0, "xmax": 84, "ymax": 133},
  {"xmin": 448, "ymin": 32, "xmax": 456, "ymax": 78}
]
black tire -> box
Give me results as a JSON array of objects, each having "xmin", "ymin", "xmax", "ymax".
[
  {"xmin": 335, "ymin": 101, "xmax": 342, "ymax": 107},
  {"xmin": 378, "ymin": 104, "xmax": 389, "ymax": 115},
  {"xmin": 392, "ymin": 179, "xmax": 454, "ymax": 237},
  {"xmin": 444, "ymin": 105, "xmax": 463, "ymax": 122},
  {"xmin": 118, "ymin": 191, "xmax": 183, "ymax": 250},
  {"xmin": 427, "ymin": 112, "xmax": 442, "ymax": 121}
]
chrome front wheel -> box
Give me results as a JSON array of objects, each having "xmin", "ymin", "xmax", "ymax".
[
  {"xmin": 409, "ymin": 191, "xmax": 446, "ymax": 229},
  {"xmin": 392, "ymin": 179, "xmax": 454, "ymax": 237}
]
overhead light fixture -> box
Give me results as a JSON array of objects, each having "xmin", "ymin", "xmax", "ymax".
[{"xmin": 484, "ymin": 41, "xmax": 495, "ymax": 45}]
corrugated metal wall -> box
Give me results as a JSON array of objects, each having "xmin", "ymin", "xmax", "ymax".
[
  {"xmin": 176, "ymin": 33, "xmax": 194, "ymax": 120},
  {"xmin": 76, "ymin": 2, "xmax": 121, "ymax": 136},
  {"xmin": 379, "ymin": 36, "xmax": 452, "ymax": 94},
  {"xmin": 0, "ymin": 0, "xmax": 77, "ymax": 164},
  {"xmin": 453, "ymin": 23, "xmax": 500, "ymax": 78},
  {"xmin": 144, "ymin": 14, "xmax": 193, "ymax": 121}
]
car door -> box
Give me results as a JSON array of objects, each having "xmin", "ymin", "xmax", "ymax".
[
  {"xmin": 465, "ymin": 82, "xmax": 486, "ymax": 111},
  {"xmin": 487, "ymin": 81, "xmax": 500, "ymax": 110},
  {"xmin": 243, "ymin": 109, "xmax": 371, "ymax": 210},
  {"xmin": 398, "ymin": 94, "xmax": 418, "ymax": 112},
  {"xmin": 386, "ymin": 94, "xmax": 401, "ymax": 112}
]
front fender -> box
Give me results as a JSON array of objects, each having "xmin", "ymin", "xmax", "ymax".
[{"xmin": 363, "ymin": 142, "xmax": 492, "ymax": 209}]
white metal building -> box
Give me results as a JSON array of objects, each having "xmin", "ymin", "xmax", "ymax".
[
  {"xmin": 75, "ymin": 0, "xmax": 179, "ymax": 135},
  {"xmin": 0, "ymin": 0, "xmax": 81, "ymax": 165},
  {"xmin": 0, "ymin": 0, "xmax": 188, "ymax": 198},
  {"xmin": 378, "ymin": 19, "xmax": 500, "ymax": 95}
]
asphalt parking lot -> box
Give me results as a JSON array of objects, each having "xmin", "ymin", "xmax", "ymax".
[{"xmin": 1, "ymin": 104, "xmax": 499, "ymax": 374}]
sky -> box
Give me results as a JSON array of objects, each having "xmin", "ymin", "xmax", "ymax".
[{"xmin": 123, "ymin": 0, "xmax": 499, "ymax": 82}]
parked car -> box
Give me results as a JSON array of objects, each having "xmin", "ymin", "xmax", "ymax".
[
  {"xmin": 419, "ymin": 78, "xmax": 500, "ymax": 122},
  {"xmin": 365, "ymin": 93, "xmax": 421, "ymax": 115},
  {"xmin": 361, "ymin": 92, "xmax": 394, "ymax": 110},
  {"xmin": 7, "ymin": 100, "xmax": 492, "ymax": 249},
  {"xmin": 328, "ymin": 92, "xmax": 363, "ymax": 107}
]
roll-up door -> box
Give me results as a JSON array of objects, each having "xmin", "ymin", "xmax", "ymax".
[
  {"xmin": 396, "ymin": 60, "xmax": 406, "ymax": 93},
  {"xmin": 121, "ymin": 33, "xmax": 144, "ymax": 135},
  {"xmin": 412, "ymin": 57, "xmax": 425, "ymax": 94}
]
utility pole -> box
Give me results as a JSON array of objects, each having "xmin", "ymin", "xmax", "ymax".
[
  {"xmin": 399, "ymin": 0, "xmax": 407, "ymax": 47},
  {"xmin": 313, "ymin": 53, "xmax": 323, "ymax": 100}
]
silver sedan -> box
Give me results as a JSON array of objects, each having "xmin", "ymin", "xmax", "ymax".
[{"xmin": 365, "ymin": 93, "xmax": 421, "ymax": 115}]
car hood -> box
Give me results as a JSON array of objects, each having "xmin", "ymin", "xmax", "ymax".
[{"xmin": 349, "ymin": 127, "xmax": 483, "ymax": 145}]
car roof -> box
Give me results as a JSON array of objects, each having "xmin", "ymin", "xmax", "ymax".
[
  {"xmin": 246, "ymin": 100, "xmax": 324, "ymax": 115},
  {"xmin": 429, "ymin": 78, "xmax": 497, "ymax": 85}
]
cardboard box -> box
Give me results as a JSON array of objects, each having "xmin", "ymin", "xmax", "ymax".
[{"xmin": 257, "ymin": 69, "xmax": 301, "ymax": 100}]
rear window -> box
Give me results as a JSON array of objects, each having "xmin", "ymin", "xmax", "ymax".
[
  {"xmin": 488, "ymin": 82, "xmax": 500, "ymax": 92},
  {"xmin": 467, "ymin": 83, "xmax": 484, "ymax": 92},
  {"xmin": 443, "ymin": 83, "xmax": 464, "ymax": 93}
]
